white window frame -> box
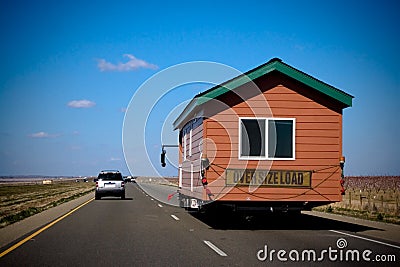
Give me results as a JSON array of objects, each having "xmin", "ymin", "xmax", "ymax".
[
  {"xmin": 238, "ymin": 117, "xmax": 296, "ymax": 161},
  {"xmin": 190, "ymin": 163, "xmax": 193, "ymax": 192},
  {"xmin": 189, "ymin": 129, "xmax": 192, "ymax": 157},
  {"xmin": 267, "ymin": 118, "xmax": 296, "ymax": 160},
  {"xmin": 183, "ymin": 132, "xmax": 187, "ymax": 160},
  {"xmin": 178, "ymin": 164, "xmax": 182, "ymax": 188},
  {"xmin": 239, "ymin": 117, "xmax": 267, "ymax": 160}
]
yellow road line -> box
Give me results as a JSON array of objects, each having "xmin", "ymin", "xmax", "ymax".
[{"xmin": 0, "ymin": 198, "xmax": 94, "ymax": 258}]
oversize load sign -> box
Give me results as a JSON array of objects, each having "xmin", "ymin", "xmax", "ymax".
[{"xmin": 226, "ymin": 169, "xmax": 312, "ymax": 188}]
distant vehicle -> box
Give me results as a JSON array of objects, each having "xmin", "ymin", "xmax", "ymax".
[
  {"xmin": 124, "ymin": 176, "xmax": 132, "ymax": 183},
  {"xmin": 95, "ymin": 170, "xmax": 125, "ymax": 200}
]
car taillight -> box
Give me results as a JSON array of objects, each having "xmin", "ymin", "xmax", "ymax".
[
  {"xmin": 96, "ymin": 182, "xmax": 98, "ymax": 188},
  {"xmin": 121, "ymin": 182, "xmax": 125, "ymax": 187}
]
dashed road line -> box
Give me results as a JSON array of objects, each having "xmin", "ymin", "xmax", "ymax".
[
  {"xmin": 203, "ymin": 240, "xmax": 227, "ymax": 257},
  {"xmin": 157, "ymin": 204, "xmax": 163, "ymax": 208},
  {"xmin": 171, "ymin": 215, "xmax": 180, "ymax": 221}
]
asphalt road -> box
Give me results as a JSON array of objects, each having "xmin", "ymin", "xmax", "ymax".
[{"xmin": 1, "ymin": 183, "xmax": 399, "ymax": 266}]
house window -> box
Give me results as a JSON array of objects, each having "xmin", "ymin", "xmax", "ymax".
[
  {"xmin": 183, "ymin": 132, "xmax": 187, "ymax": 160},
  {"xmin": 239, "ymin": 118, "xmax": 295, "ymax": 160},
  {"xmin": 268, "ymin": 119, "xmax": 295, "ymax": 160},
  {"xmin": 240, "ymin": 119, "xmax": 266, "ymax": 158}
]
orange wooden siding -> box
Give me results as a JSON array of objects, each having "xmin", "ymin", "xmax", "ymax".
[{"xmin": 203, "ymin": 84, "xmax": 343, "ymax": 202}]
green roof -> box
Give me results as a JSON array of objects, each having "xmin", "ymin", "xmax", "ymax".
[{"xmin": 173, "ymin": 58, "xmax": 353, "ymax": 129}]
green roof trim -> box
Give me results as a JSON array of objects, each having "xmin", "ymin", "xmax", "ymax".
[{"xmin": 173, "ymin": 58, "xmax": 353, "ymax": 129}]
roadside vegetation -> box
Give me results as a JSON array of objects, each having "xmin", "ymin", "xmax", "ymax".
[
  {"xmin": 314, "ymin": 176, "xmax": 400, "ymax": 225},
  {"xmin": 0, "ymin": 179, "xmax": 94, "ymax": 228}
]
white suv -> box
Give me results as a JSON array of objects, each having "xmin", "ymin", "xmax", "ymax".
[{"xmin": 95, "ymin": 170, "xmax": 125, "ymax": 200}]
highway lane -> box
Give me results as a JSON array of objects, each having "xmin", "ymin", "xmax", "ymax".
[
  {"xmin": 0, "ymin": 183, "xmax": 221, "ymax": 266},
  {"xmin": 1, "ymin": 183, "xmax": 399, "ymax": 266},
  {"xmin": 137, "ymin": 182, "xmax": 180, "ymax": 207}
]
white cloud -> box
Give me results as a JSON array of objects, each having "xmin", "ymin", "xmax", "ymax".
[
  {"xmin": 67, "ymin": 100, "xmax": 96, "ymax": 108},
  {"xmin": 97, "ymin": 54, "xmax": 158, "ymax": 72},
  {"xmin": 29, "ymin": 132, "xmax": 60, "ymax": 138},
  {"xmin": 110, "ymin": 157, "xmax": 122, "ymax": 161}
]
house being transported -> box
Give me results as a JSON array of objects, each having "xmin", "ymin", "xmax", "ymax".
[{"xmin": 171, "ymin": 58, "xmax": 353, "ymax": 212}]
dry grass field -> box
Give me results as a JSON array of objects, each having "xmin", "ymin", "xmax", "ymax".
[
  {"xmin": 315, "ymin": 176, "xmax": 400, "ymax": 224},
  {"xmin": 0, "ymin": 179, "xmax": 94, "ymax": 228}
]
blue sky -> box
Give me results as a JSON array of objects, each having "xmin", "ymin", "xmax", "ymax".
[{"xmin": 0, "ymin": 0, "xmax": 399, "ymax": 177}]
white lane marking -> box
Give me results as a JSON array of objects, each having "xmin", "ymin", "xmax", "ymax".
[
  {"xmin": 171, "ymin": 214, "xmax": 180, "ymax": 221},
  {"xmin": 157, "ymin": 204, "xmax": 163, "ymax": 208},
  {"xmin": 329, "ymin": 230, "xmax": 400, "ymax": 249},
  {"xmin": 203, "ymin": 240, "xmax": 227, "ymax": 257}
]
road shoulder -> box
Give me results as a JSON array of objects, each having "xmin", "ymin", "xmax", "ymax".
[
  {"xmin": 0, "ymin": 192, "xmax": 94, "ymax": 249},
  {"xmin": 303, "ymin": 210, "xmax": 400, "ymax": 245}
]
